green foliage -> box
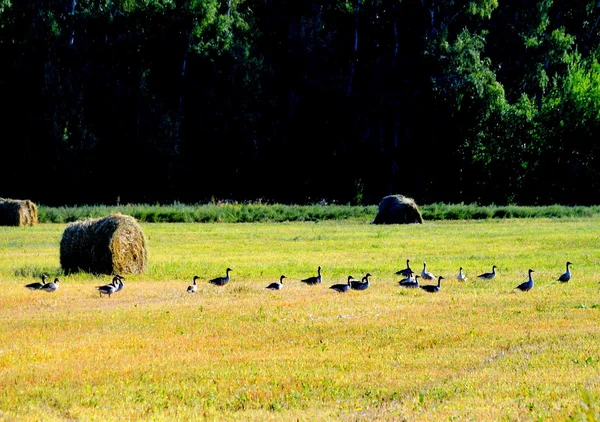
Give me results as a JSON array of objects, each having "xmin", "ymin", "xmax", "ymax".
[{"xmin": 35, "ymin": 203, "xmax": 600, "ymax": 224}]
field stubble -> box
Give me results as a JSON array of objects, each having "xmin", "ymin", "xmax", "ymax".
[{"xmin": 0, "ymin": 219, "xmax": 599, "ymax": 421}]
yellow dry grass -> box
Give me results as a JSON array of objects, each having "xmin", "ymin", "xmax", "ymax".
[{"xmin": 0, "ymin": 219, "xmax": 599, "ymax": 421}]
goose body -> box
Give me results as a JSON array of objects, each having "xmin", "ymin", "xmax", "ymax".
[
  {"xmin": 558, "ymin": 261, "xmax": 572, "ymax": 283},
  {"xmin": 477, "ymin": 265, "xmax": 497, "ymax": 280},
  {"xmin": 209, "ymin": 268, "xmax": 232, "ymax": 286},
  {"xmin": 25, "ymin": 274, "xmax": 48, "ymax": 291},
  {"xmin": 40, "ymin": 278, "xmax": 60, "ymax": 293},
  {"xmin": 187, "ymin": 275, "xmax": 199, "ymax": 293},
  {"xmin": 329, "ymin": 276, "xmax": 352, "ymax": 293},
  {"xmin": 301, "ymin": 266, "xmax": 322, "ymax": 285},
  {"xmin": 399, "ymin": 274, "xmax": 420, "ymax": 288},
  {"xmin": 97, "ymin": 279, "xmax": 118, "ymax": 297},
  {"xmin": 351, "ymin": 273, "xmax": 371, "ymax": 291},
  {"xmin": 420, "ymin": 276, "xmax": 443, "ymax": 293},
  {"xmin": 457, "ymin": 267, "xmax": 467, "ymax": 282},
  {"xmin": 266, "ymin": 275, "xmax": 286, "ymax": 290},
  {"xmin": 514, "ymin": 269, "xmax": 534, "ymax": 292},
  {"xmin": 421, "ymin": 262, "xmax": 435, "ymax": 281},
  {"xmin": 395, "ymin": 259, "xmax": 412, "ymax": 277}
]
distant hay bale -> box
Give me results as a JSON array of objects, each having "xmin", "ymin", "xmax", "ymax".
[
  {"xmin": 60, "ymin": 213, "xmax": 148, "ymax": 275},
  {"xmin": 372, "ymin": 194, "xmax": 423, "ymax": 224},
  {"xmin": 0, "ymin": 197, "xmax": 38, "ymax": 226}
]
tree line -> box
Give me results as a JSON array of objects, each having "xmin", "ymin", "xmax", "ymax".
[{"xmin": 1, "ymin": 0, "xmax": 599, "ymax": 206}]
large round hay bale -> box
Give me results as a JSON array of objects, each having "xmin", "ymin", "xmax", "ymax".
[
  {"xmin": 60, "ymin": 213, "xmax": 148, "ymax": 275},
  {"xmin": 0, "ymin": 197, "xmax": 38, "ymax": 226},
  {"xmin": 372, "ymin": 194, "xmax": 424, "ymax": 224}
]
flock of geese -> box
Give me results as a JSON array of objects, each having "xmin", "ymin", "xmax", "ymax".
[
  {"xmin": 189, "ymin": 260, "xmax": 572, "ymax": 294},
  {"xmin": 23, "ymin": 260, "xmax": 574, "ymax": 296}
]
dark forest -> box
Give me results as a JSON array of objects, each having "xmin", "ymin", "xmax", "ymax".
[{"xmin": 1, "ymin": 0, "xmax": 600, "ymax": 206}]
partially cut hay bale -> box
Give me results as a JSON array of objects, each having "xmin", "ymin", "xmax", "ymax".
[
  {"xmin": 0, "ymin": 197, "xmax": 38, "ymax": 226},
  {"xmin": 60, "ymin": 213, "xmax": 148, "ymax": 275},
  {"xmin": 372, "ymin": 194, "xmax": 423, "ymax": 224}
]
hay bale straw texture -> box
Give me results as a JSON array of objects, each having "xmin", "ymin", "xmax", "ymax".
[
  {"xmin": 60, "ymin": 213, "xmax": 148, "ymax": 275},
  {"xmin": 372, "ymin": 194, "xmax": 424, "ymax": 224},
  {"xmin": 0, "ymin": 197, "xmax": 38, "ymax": 226}
]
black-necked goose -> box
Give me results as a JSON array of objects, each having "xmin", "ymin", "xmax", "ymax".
[
  {"xmin": 301, "ymin": 266, "xmax": 322, "ymax": 285},
  {"xmin": 421, "ymin": 262, "xmax": 435, "ymax": 281},
  {"xmin": 209, "ymin": 268, "xmax": 232, "ymax": 286},
  {"xmin": 266, "ymin": 275, "xmax": 286, "ymax": 290},
  {"xmin": 395, "ymin": 259, "xmax": 412, "ymax": 277},
  {"xmin": 457, "ymin": 267, "xmax": 467, "ymax": 282},
  {"xmin": 329, "ymin": 276, "xmax": 351, "ymax": 293},
  {"xmin": 40, "ymin": 278, "xmax": 60, "ymax": 293},
  {"xmin": 420, "ymin": 276, "xmax": 443, "ymax": 293},
  {"xmin": 25, "ymin": 274, "xmax": 48, "ymax": 291},
  {"xmin": 558, "ymin": 261, "xmax": 572, "ymax": 283},
  {"xmin": 477, "ymin": 265, "xmax": 497, "ymax": 280},
  {"xmin": 114, "ymin": 275, "xmax": 125, "ymax": 292},
  {"xmin": 187, "ymin": 275, "xmax": 199, "ymax": 293},
  {"xmin": 514, "ymin": 269, "xmax": 534, "ymax": 292},
  {"xmin": 97, "ymin": 278, "xmax": 118, "ymax": 297},
  {"xmin": 351, "ymin": 273, "xmax": 371, "ymax": 291},
  {"xmin": 399, "ymin": 274, "xmax": 420, "ymax": 288}
]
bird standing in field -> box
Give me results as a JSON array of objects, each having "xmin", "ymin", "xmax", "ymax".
[
  {"xmin": 420, "ymin": 276, "xmax": 443, "ymax": 293},
  {"xmin": 209, "ymin": 268, "xmax": 232, "ymax": 286},
  {"xmin": 395, "ymin": 259, "xmax": 412, "ymax": 277},
  {"xmin": 300, "ymin": 266, "xmax": 322, "ymax": 285},
  {"xmin": 351, "ymin": 273, "xmax": 371, "ymax": 291},
  {"xmin": 421, "ymin": 262, "xmax": 435, "ymax": 281},
  {"xmin": 477, "ymin": 265, "xmax": 497, "ymax": 280},
  {"xmin": 558, "ymin": 261, "xmax": 572, "ymax": 283},
  {"xmin": 457, "ymin": 267, "xmax": 467, "ymax": 282},
  {"xmin": 514, "ymin": 269, "xmax": 535, "ymax": 292},
  {"xmin": 97, "ymin": 278, "xmax": 118, "ymax": 298},
  {"xmin": 329, "ymin": 276, "xmax": 352, "ymax": 293},
  {"xmin": 187, "ymin": 275, "xmax": 199, "ymax": 293},
  {"xmin": 25, "ymin": 274, "xmax": 48, "ymax": 291},
  {"xmin": 399, "ymin": 274, "xmax": 420, "ymax": 288},
  {"xmin": 40, "ymin": 278, "xmax": 60, "ymax": 293},
  {"xmin": 266, "ymin": 275, "xmax": 286, "ymax": 290}
]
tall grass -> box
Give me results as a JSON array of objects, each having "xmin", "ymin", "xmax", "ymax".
[
  {"xmin": 0, "ymin": 219, "xmax": 599, "ymax": 420},
  {"xmin": 36, "ymin": 202, "xmax": 600, "ymax": 223}
]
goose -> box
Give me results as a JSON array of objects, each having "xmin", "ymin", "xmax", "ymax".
[
  {"xmin": 420, "ymin": 276, "xmax": 443, "ymax": 293},
  {"xmin": 209, "ymin": 268, "xmax": 232, "ymax": 286},
  {"xmin": 514, "ymin": 269, "xmax": 534, "ymax": 292},
  {"xmin": 558, "ymin": 261, "xmax": 572, "ymax": 283},
  {"xmin": 398, "ymin": 270, "xmax": 415, "ymax": 284},
  {"xmin": 421, "ymin": 262, "xmax": 435, "ymax": 281},
  {"xmin": 477, "ymin": 265, "xmax": 497, "ymax": 280},
  {"xmin": 457, "ymin": 267, "xmax": 467, "ymax": 282},
  {"xmin": 266, "ymin": 275, "xmax": 286, "ymax": 290},
  {"xmin": 97, "ymin": 278, "xmax": 118, "ymax": 297},
  {"xmin": 395, "ymin": 259, "xmax": 412, "ymax": 277},
  {"xmin": 25, "ymin": 274, "xmax": 48, "ymax": 291},
  {"xmin": 114, "ymin": 275, "xmax": 125, "ymax": 293},
  {"xmin": 351, "ymin": 273, "xmax": 371, "ymax": 291},
  {"xmin": 300, "ymin": 266, "xmax": 322, "ymax": 285},
  {"xmin": 40, "ymin": 278, "xmax": 60, "ymax": 293},
  {"xmin": 329, "ymin": 276, "xmax": 351, "ymax": 293},
  {"xmin": 399, "ymin": 274, "xmax": 420, "ymax": 288},
  {"xmin": 187, "ymin": 275, "xmax": 199, "ymax": 293}
]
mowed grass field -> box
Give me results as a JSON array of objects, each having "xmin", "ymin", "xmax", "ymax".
[{"xmin": 0, "ymin": 219, "xmax": 599, "ymax": 421}]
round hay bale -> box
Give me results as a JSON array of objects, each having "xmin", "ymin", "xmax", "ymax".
[
  {"xmin": 372, "ymin": 194, "xmax": 424, "ymax": 224},
  {"xmin": 0, "ymin": 197, "xmax": 38, "ymax": 226},
  {"xmin": 60, "ymin": 213, "xmax": 148, "ymax": 275}
]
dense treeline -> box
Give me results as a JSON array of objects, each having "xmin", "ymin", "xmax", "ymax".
[{"xmin": 2, "ymin": 0, "xmax": 600, "ymax": 206}]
